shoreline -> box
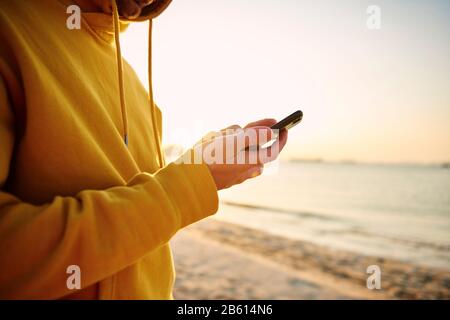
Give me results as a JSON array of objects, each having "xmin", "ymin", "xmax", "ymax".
[{"xmin": 171, "ymin": 219, "xmax": 450, "ymax": 299}]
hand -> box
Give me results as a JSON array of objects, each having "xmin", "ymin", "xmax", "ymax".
[{"xmin": 196, "ymin": 119, "xmax": 288, "ymax": 190}]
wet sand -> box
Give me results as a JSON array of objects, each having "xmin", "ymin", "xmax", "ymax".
[{"xmin": 171, "ymin": 219, "xmax": 450, "ymax": 299}]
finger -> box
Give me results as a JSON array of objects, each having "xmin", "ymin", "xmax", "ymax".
[
  {"xmin": 241, "ymin": 126, "xmax": 274, "ymax": 149},
  {"xmin": 220, "ymin": 124, "xmax": 241, "ymax": 134},
  {"xmin": 239, "ymin": 165, "xmax": 263, "ymax": 182},
  {"xmin": 256, "ymin": 129, "xmax": 288, "ymax": 164},
  {"xmin": 210, "ymin": 163, "xmax": 261, "ymax": 176},
  {"xmin": 225, "ymin": 127, "xmax": 273, "ymax": 163},
  {"xmin": 244, "ymin": 118, "xmax": 277, "ymax": 129},
  {"xmin": 201, "ymin": 124, "xmax": 242, "ymax": 146},
  {"xmin": 196, "ymin": 130, "xmax": 222, "ymax": 147},
  {"xmin": 205, "ymin": 163, "xmax": 261, "ymax": 190},
  {"xmin": 274, "ymin": 128, "xmax": 288, "ymax": 153},
  {"xmin": 201, "ymin": 127, "xmax": 274, "ymax": 165},
  {"xmin": 226, "ymin": 165, "xmax": 262, "ymax": 188}
]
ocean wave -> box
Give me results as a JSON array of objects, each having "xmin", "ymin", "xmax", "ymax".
[
  {"xmin": 221, "ymin": 200, "xmax": 339, "ymax": 221},
  {"xmin": 220, "ymin": 200, "xmax": 450, "ymax": 252}
]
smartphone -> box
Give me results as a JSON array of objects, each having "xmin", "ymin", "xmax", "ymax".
[
  {"xmin": 245, "ymin": 110, "xmax": 303, "ymax": 151},
  {"xmin": 271, "ymin": 110, "xmax": 303, "ymax": 131}
]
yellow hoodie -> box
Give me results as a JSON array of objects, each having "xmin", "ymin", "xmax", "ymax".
[{"xmin": 0, "ymin": 0, "xmax": 218, "ymax": 299}]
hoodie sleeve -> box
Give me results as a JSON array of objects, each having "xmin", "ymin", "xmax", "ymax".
[{"xmin": 0, "ymin": 77, "xmax": 218, "ymax": 299}]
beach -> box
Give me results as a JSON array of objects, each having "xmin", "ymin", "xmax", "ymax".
[
  {"xmin": 171, "ymin": 162, "xmax": 450, "ymax": 300},
  {"xmin": 171, "ymin": 218, "xmax": 450, "ymax": 300}
]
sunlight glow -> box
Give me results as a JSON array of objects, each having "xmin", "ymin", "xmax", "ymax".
[{"xmin": 122, "ymin": 0, "xmax": 450, "ymax": 164}]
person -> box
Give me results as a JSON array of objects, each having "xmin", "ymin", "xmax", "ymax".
[{"xmin": 0, "ymin": 0, "xmax": 287, "ymax": 299}]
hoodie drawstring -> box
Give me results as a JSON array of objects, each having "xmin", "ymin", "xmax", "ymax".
[
  {"xmin": 148, "ymin": 20, "xmax": 164, "ymax": 168},
  {"xmin": 112, "ymin": 0, "xmax": 128, "ymax": 146},
  {"xmin": 111, "ymin": 0, "xmax": 163, "ymax": 168}
]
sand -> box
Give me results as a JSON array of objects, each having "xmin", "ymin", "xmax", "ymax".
[{"xmin": 171, "ymin": 218, "xmax": 450, "ymax": 300}]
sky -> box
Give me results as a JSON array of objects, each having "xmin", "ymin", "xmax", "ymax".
[{"xmin": 121, "ymin": 0, "xmax": 450, "ymax": 164}]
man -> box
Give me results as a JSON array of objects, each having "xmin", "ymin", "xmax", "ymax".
[{"xmin": 0, "ymin": 0, "xmax": 287, "ymax": 299}]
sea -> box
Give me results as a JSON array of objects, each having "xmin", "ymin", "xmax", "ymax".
[{"xmin": 217, "ymin": 161, "xmax": 450, "ymax": 270}]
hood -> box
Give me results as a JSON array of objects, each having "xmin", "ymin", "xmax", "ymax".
[{"xmin": 122, "ymin": 0, "xmax": 172, "ymax": 22}]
